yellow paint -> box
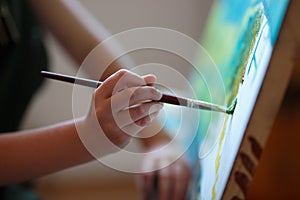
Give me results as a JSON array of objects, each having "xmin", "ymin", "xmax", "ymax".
[
  {"xmin": 211, "ymin": 115, "xmax": 230, "ymax": 200},
  {"xmin": 212, "ymin": 173, "xmax": 218, "ymax": 200},
  {"xmin": 210, "ymin": 10, "xmax": 262, "ymax": 193},
  {"xmin": 212, "ymin": 11, "xmax": 264, "ymax": 199}
]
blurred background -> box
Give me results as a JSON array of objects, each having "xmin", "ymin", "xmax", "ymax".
[
  {"xmin": 19, "ymin": 0, "xmax": 300, "ymax": 199},
  {"xmin": 247, "ymin": 51, "xmax": 300, "ymax": 199},
  {"xmin": 20, "ymin": 1, "xmax": 212, "ymax": 199}
]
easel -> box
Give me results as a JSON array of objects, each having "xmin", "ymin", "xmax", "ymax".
[{"xmin": 222, "ymin": 0, "xmax": 300, "ymax": 199}]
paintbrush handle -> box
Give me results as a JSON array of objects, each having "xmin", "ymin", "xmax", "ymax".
[
  {"xmin": 41, "ymin": 71, "xmax": 232, "ymax": 114},
  {"xmin": 41, "ymin": 71, "xmax": 102, "ymax": 88}
]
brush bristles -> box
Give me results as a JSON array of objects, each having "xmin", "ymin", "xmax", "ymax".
[{"xmin": 226, "ymin": 98, "xmax": 237, "ymax": 115}]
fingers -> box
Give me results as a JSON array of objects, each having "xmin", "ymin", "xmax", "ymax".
[
  {"xmin": 138, "ymin": 152, "xmax": 158, "ymax": 200},
  {"xmin": 120, "ymin": 112, "xmax": 160, "ymax": 136},
  {"xmin": 138, "ymin": 155, "xmax": 191, "ymax": 200},
  {"xmin": 139, "ymin": 149, "xmax": 192, "ymax": 200},
  {"xmin": 110, "ymin": 88, "xmax": 163, "ymax": 137},
  {"xmin": 158, "ymin": 162, "xmax": 172, "ymax": 200},
  {"xmin": 110, "ymin": 86, "xmax": 162, "ymax": 113},
  {"xmin": 129, "ymin": 103, "xmax": 163, "ymax": 124},
  {"xmin": 97, "ymin": 69, "xmax": 158, "ymax": 98},
  {"xmin": 139, "ymin": 157, "xmax": 157, "ymax": 200},
  {"xmin": 139, "ymin": 172, "xmax": 156, "ymax": 200},
  {"xmin": 143, "ymin": 74, "xmax": 157, "ymax": 85},
  {"xmin": 91, "ymin": 69, "xmax": 163, "ymax": 149},
  {"xmin": 158, "ymin": 164, "xmax": 190, "ymax": 200},
  {"xmin": 114, "ymin": 102, "xmax": 163, "ymax": 128},
  {"xmin": 172, "ymin": 164, "xmax": 190, "ymax": 200}
]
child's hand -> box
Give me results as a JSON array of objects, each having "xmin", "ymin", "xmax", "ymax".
[
  {"xmin": 83, "ymin": 69, "xmax": 163, "ymax": 154},
  {"xmin": 138, "ymin": 145, "xmax": 192, "ymax": 200}
]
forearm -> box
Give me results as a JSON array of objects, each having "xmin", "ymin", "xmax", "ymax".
[
  {"xmin": 0, "ymin": 118, "xmax": 93, "ymax": 186},
  {"xmin": 0, "ymin": 70, "xmax": 164, "ymax": 186},
  {"xmin": 29, "ymin": 0, "xmax": 120, "ymax": 79},
  {"xmin": 30, "ymin": 0, "xmax": 98, "ymax": 63}
]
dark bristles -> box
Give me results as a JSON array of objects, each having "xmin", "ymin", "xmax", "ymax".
[{"xmin": 226, "ymin": 98, "xmax": 237, "ymax": 115}]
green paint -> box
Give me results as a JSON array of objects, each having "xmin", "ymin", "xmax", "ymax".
[
  {"xmin": 192, "ymin": 2, "xmax": 267, "ymax": 199},
  {"xmin": 200, "ymin": 3, "xmax": 264, "ymax": 104},
  {"xmin": 191, "ymin": 2, "xmax": 265, "ymax": 143},
  {"xmin": 188, "ymin": 0, "xmax": 290, "ymax": 199},
  {"xmin": 227, "ymin": 8, "xmax": 264, "ymax": 103},
  {"xmin": 226, "ymin": 98, "xmax": 237, "ymax": 115}
]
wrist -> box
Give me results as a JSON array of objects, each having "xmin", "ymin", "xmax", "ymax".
[{"xmin": 74, "ymin": 116, "xmax": 120, "ymax": 158}]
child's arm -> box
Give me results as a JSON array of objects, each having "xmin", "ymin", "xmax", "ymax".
[{"xmin": 0, "ymin": 70, "xmax": 162, "ymax": 186}]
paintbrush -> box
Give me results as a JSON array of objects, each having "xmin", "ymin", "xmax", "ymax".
[{"xmin": 40, "ymin": 71, "xmax": 236, "ymax": 114}]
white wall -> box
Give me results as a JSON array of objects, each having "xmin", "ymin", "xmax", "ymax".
[{"xmin": 20, "ymin": 0, "xmax": 212, "ymax": 181}]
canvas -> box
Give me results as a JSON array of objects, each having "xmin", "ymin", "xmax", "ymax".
[{"xmin": 185, "ymin": 0, "xmax": 293, "ymax": 199}]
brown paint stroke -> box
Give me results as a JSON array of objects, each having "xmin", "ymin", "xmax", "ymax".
[
  {"xmin": 231, "ymin": 196, "xmax": 243, "ymax": 200},
  {"xmin": 235, "ymin": 171, "xmax": 250, "ymax": 196},
  {"xmin": 248, "ymin": 136, "xmax": 262, "ymax": 160},
  {"xmin": 240, "ymin": 152, "xmax": 255, "ymax": 176}
]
